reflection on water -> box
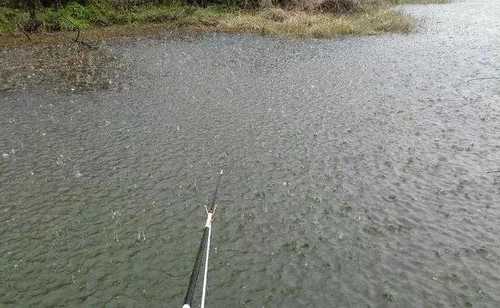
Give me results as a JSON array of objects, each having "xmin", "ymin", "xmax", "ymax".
[{"xmin": 1, "ymin": 1, "xmax": 500, "ymax": 307}]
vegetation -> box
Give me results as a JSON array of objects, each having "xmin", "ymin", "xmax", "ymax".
[
  {"xmin": 217, "ymin": 8, "xmax": 412, "ymax": 37},
  {"xmin": 0, "ymin": 0, "xmax": 448, "ymax": 41},
  {"xmin": 0, "ymin": 0, "xmax": 446, "ymax": 92}
]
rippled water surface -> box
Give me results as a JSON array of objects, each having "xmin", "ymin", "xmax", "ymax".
[{"xmin": 1, "ymin": 1, "xmax": 500, "ymax": 307}]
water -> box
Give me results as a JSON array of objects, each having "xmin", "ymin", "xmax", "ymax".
[{"xmin": 1, "ymin": 1, "xmax": 500, "ymax": 307}]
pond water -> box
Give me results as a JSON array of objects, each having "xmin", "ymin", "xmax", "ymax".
[{"xmin": 1, "ymin": 0, "xmax": 499, "ymax": 307}]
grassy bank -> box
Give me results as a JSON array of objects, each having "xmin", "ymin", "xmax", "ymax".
[
  {"xmin": 0, "ymin": 0, "xmax": 446, "ymax": 92},
  {"xmin": 0, "ymin": 1, "xmax": 418, "ymax": 44}
]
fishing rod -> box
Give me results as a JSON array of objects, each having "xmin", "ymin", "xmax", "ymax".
[{"xmin": 183, "ymin": 169, "xmax": 224, "ymax": 308}]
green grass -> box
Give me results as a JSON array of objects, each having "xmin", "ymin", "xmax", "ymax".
[
  {"xmin": 1, "ymin": 2, "xmax": 235, "ymax": 33},
  {"xmin": 0, "ymin": 0, "xmax": 448, "ymax": 40}
]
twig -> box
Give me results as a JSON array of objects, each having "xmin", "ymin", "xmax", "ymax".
[
  {"xmin": 72, "ymin": 26, "xmax": 95, "ymax": 49},
  {"xmin": 22, "ymin": 30, "xmax": 32, "ymax": 41},
  {"xmin": 486, "ymin": 170, "xmax": 500, "ymax": 174},
  {"xmin": 75, "ymin": 26, "xmax": 80, "ymax": 42},
  {"xmin": 76, "ymin": 39, "xmax": 96, "ymax": 49},
  {"xmin": 17, "ymin": 23, "xmax": 32, "ymax": 41},
  {"xmin": 60, "ymin": 15, "xmax": 97, "ymax": 49}
]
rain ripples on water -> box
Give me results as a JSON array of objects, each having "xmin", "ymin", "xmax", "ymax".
[{"xmin": 1, "ymin": 0, "xmax": 500, "ymax": 307}]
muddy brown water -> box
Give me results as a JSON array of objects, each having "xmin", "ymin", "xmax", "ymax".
[{"xmin": 1, "ymin": 1, "xmax": 500, "ymax": 307}]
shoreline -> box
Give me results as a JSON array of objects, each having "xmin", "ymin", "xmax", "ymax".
[
  {"xmin": 0, "ymin": 1, "xmax": 448, "ymax": 92},
  {"xmin": 0, "ymin": 4, "xmax": 415, "ymax": 48}
]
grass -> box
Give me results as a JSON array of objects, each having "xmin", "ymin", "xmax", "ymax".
[
  {"xmin": 0, "ymin": 0, "xmax": 450, "ymax": 45},
  {"xmin": 217, "ymin": 8, "xmax": 413, "ymax": 38},
  {"xmin": 0, "ymin": 3, "xmax": 417, "ymax": 46}
]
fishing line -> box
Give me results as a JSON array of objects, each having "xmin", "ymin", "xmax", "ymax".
[{"xmin": 182, "ymin": 169, "xmax": 224, "ymax": 308}]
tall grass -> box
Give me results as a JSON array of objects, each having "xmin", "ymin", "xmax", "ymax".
[
  {"xmin": 218, "ymin": 8, "xmax": 412, "ymax": 38},
  {"xmin": 0, "ymin": 0, "xmax": 448, "ymax": 38}
]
